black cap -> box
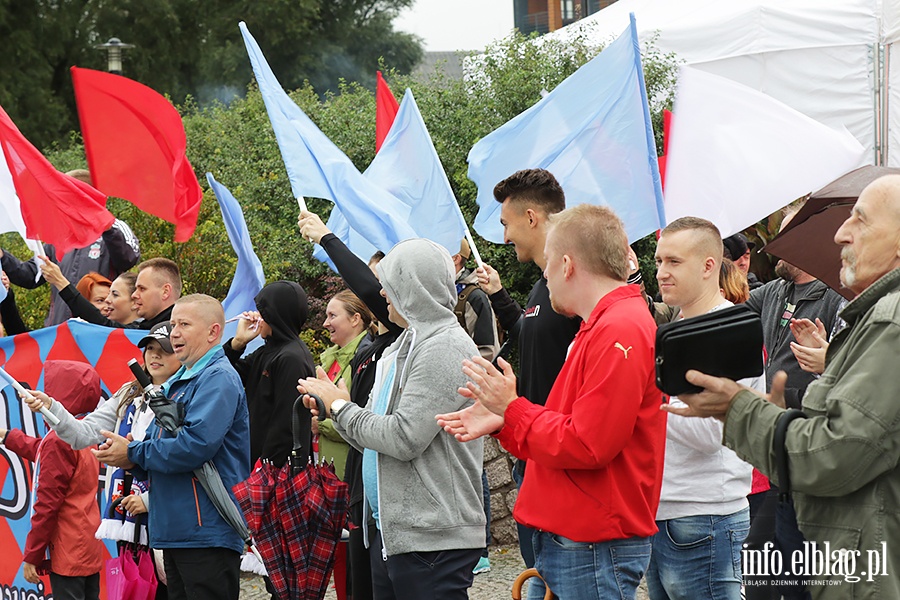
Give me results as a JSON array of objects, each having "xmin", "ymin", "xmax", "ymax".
[
  {"xmin": 138, "ymin": 322, "xmax": 174, "ymax": 354},
  {"xmin": 722, "ymin": 233, "xmax": 756, "ymax": 260}
]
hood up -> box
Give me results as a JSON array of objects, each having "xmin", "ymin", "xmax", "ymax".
[
  {"xmin": 255, "ymin": 280, "xmax": 309, "ymax": 345},
  {"xmin": 377, "ymin": 238, "xmax": 459, "ymax": 337},
  {"xmin": 43, "ymin": 360, "xmax": 101, "ymax": 415}
]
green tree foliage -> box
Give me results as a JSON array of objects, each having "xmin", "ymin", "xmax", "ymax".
[
  {"xmin": 0, "ymin": 0, "xmax": 422, "ymax": 149},
  {"xmin": 8, "ymin": 31, "xmax": 678, "ymax": 338}
]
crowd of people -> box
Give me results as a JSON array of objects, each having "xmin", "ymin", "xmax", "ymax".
[{"xmin": 1, "ymin": 166, "xmax": 899, "ymax": 600}]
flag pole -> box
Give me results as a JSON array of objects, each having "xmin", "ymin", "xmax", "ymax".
[
  {"xmin": 297, "ymin": 196, "xmax": 316, "ymax": 243},
  {"xmin": 452, "ymin": 202, "xmax": 483, "ymax": 268},
  {"xmin": 463, "ymin": 227, "xmax": 484, "ymax": 269}
]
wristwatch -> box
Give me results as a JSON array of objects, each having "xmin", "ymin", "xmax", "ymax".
[{"xmin": 330, "ymin": 399, "xmax": 349, "ymax": 419}]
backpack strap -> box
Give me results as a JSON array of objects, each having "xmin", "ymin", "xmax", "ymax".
[{"xmin": 454, "ymin": 283, "xmax": 478, "ymax": 330}]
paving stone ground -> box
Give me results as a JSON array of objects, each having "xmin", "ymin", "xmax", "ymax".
[{"xmin": 239, "ymin": 545, "xmax": 650, "ymax": 599}]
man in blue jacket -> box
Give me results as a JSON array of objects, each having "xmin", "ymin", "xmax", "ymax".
[{"xmin": 96, "ymin": 293, "xmax": 250, "ymax": 600}]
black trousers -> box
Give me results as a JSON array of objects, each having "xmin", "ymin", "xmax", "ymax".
[
  {"xmin": 163, "ymin": 547, "xmax": 240, "ymax": 600},
  {"xmin": 744, "ymin": 489, "xmax": 812, "ymax": 600},
  {"xmin": 49, "ymin": 572, "xmax": 100, "ymax": 600},
  {"xmin": 369, "ymin": 529, "xmax": 480, "ymax": 600},
  {"xmin": 349, "ymin": 524, "xmax": 375, "ymax": 600}
]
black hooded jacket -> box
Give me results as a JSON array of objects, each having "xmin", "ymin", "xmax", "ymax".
[{"xmin": 224, "ymin": 281, "xmax": 315, "ymax": 467}]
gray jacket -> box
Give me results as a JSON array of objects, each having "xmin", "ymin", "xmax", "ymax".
[
  {"xmin": 333, "ymin": 239, "xmax": 485, "ymax": 556},
  {"xmin": 745, "ymin": 278, "xmax": 844, "ymax": 407}
]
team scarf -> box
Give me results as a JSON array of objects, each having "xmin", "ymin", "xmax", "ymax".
[{"xmin": 94, "ymin": 399, "xmax": 152, "ymax": 546}]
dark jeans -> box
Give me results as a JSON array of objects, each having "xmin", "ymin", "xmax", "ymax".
[
  {"xmin": 368, "ymin": 529, "xmax": 480, "ymax": 600},
  {"xmin": 49, "ymin": 572, "xmax": 100, "ymax": 600},
  {"xmin": 481, "ymin": 469, "xmax": 491, "ymax": 558},
  {"xmin": 744, "ymin": 489, "xmax": 811, "ymax": 600},
  {"xmin": 163, "ymin": 547, "xmax": 240, "ymax": 600},
  {"xmin": 512, "ymin": 461, "xmax": 536, "ymax": 568}
]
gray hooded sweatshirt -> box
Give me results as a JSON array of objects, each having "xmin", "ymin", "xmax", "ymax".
[{"xmin": 332, "ymin": 238, "xmax": 485, "ymax": 556}]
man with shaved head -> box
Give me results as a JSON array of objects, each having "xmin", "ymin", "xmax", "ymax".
[
  {"xmin": 95, "ymin": 294, "xmax": 250, "ymax": 600},
  {"xmin": 669, "ymin": 175, "xmax": 900, "ymax": 599},
  {"xmin": 648, "ymin": 216, "xmax": 763, "ymax": 600}
]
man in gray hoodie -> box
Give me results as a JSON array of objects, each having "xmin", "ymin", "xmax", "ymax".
[{"xmin": 300, "ymin": 238, "xmax": 485, "ymax": 600}]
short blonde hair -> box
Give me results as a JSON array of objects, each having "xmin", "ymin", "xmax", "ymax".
[
  {"xmin": 175, "ymin": 294, "xmax": 225, "ymax": 329},
  {"xmin": 547, "ymin": 204, "xmax": 629, "ymax": 281}
]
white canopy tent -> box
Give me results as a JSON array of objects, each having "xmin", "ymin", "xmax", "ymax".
[{"xmin": 547, "ymin": 0, "xmax": 899, "ymax": 166}]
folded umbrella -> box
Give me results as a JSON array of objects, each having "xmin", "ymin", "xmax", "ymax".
[{"xmin": 234, "ymin": 461, "xmax": 289, "ymax": 596}]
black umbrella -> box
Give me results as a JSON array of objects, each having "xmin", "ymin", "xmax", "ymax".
[{"xmin": 762, "ymin": 165, "xmax": 900, "ymax": 299}]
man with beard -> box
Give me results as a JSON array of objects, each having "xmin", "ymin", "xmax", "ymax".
[
  {"xmin": 744, "ymin": 207, "xmax": 845, "ymax": 410},
  {"xmin": 667, "ymin": 175, "xmax": 900, "ymax": 599}
]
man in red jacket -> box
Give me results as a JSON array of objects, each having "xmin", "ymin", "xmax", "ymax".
[
  {"xmin": 0, "ymin": 361, "xmax": 104, "ymax": 600},
  {"xmin": 438, "ymin": 204, "xmax": 666, "ymax": 598}
]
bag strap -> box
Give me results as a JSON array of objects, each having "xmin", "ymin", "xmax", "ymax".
[
  {"xmin": 454, "ymin": 283, "xmax": 477, "ymax": 329},
  {"xmin": 774, "ymin": 408, "xmax": 807, "ymax": 503}
]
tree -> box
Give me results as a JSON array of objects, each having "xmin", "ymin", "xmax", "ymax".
[
  {"xmin": 0, "ymin": 0, "xmax": 423, "ymax": 149},
  {"xmin": 6, "ymin": 30, "xmax": 678, "ymax": 339}
]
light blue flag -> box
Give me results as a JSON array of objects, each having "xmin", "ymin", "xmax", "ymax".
[
  {"xmin": 207, "ymin": 173, "xmax": 266, "ymax": 350},
  {"xmin": 315, "ymin": 89, "xmax": 467, "ymax": 267},
  {"xmin": 468, "ymin": 13, "xmax": 664, "ymax": 244},
  {"xmin": 240, "ymin": 22, "xmax": 417, "ymax": 253}
]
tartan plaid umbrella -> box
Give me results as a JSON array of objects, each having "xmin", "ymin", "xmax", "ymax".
[
  {"xmin": 234, "ymin": 397, "xmax": 348, "ymax": 600},
  {"xmin": 277, "ymin": 461, "xmax": 348, "ymax": 600},
  {"xmin": 233, "ymin": 461, "xmax": 290, "ymax": 596}
]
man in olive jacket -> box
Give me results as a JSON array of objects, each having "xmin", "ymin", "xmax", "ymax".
[{"xmin": 667, "ymin": 174, "xmax": 900, "ymax": 600}]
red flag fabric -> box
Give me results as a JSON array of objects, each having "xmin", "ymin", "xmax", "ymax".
[
  {"xmin": 658, "ymin": 109, "xmax": 673, "ymax": 191},
  {"xmin": 0, "ymin": 104, "xmax": 113, "ymax": 254},
  {"xmin": 71, "ymin": 67, "xmax": 202, "ymax": 242},
  {"xmin": 375, "ymin": 71, "xmax": 400, "ymax": 152}
]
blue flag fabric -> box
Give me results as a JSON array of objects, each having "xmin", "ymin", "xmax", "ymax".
[
  {"xmin": 468, "ymin": 13, "xmax": 664, "ymax": 244},
  {"xmin": 207, "ymin": 173, "xmax": 266, "ymax": 347},
  {"xmin": 315, "ymin": 89, "xmax": 467, "ymax": 267},
  {"xmin": 239, "ymin": 22, "xmax": 417, "ymax": 253}
]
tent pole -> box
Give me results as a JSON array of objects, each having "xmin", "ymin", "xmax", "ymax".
[{"xmin": 874, "ymin": 42, "xmax": 883, "ymax": 166}]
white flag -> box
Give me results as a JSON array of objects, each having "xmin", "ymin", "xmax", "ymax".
[{"xmin": 664, "ymin": 67, "xmax": 867, "ymax": 236}]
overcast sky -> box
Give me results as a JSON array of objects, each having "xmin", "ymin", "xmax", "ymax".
[{"xmin": 395, "ymin": 0, "xmax": 516, "ymax": 52}]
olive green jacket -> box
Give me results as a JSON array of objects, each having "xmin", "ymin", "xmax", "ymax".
[{"xmin": 724, "ymin": 267, "xmax": 900, "ymax": 600}]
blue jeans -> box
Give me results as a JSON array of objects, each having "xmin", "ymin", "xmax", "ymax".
[
  {"xmin": 646, "ymin": 508, "xmax": 750, "ymax": 600},
  {"xmin": 512, "ymin": 461, "xmax": 545, "ymax": 600},
  {"xmin": 533, "ymin": 531, "xmax": 651, "ymax": 599}
]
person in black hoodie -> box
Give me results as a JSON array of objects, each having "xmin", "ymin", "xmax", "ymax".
[
  {"xmin": 298, "ymin": 211, "xmax": 404, "ymax": 600},
  {"xmin": 224, "ymin": 281, "xmax": 316, "ymax": 468}
]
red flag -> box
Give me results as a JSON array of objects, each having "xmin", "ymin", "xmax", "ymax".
[
  {"xmin": 0, "ymin": 104, "xmax": 113, "ymax": 254},
  {"xmin": 71, "ymin": 67, "xmax": 202, "ymax": 242},
  {"xmin": 375, "ymin": 71, "xmax": 399, "ymax": 152},
  {"xmin": 658, "ymin": 109, "xmax": 673, "ymax": 191}
]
